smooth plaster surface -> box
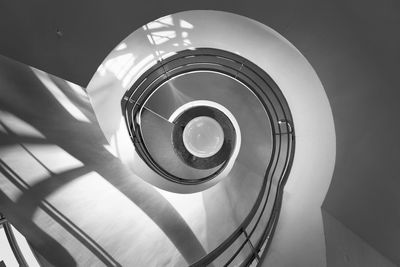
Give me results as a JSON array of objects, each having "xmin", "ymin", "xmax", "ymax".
[{"xmin": 0, "ymin": 0, "xmax": 399, "ymax": 265}]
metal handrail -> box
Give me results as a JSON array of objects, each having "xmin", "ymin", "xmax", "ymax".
[
  {"xmin": 191, "ymin": 119, "xmax": 294, "ymax": 267},
  {"xmin": 0, "ymin": 50, "xmax": 293, "ymax": 267},
  {"xmin": 0, "ymin": 213, "xmax": 28, "ymax": 266},
  {"xmin": 122, "ymin": 48, "xmax": 295, "ymax": 266}
]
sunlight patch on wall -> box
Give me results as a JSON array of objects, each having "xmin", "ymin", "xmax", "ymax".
[
  {"xmin": 97, "ymin": 52, "xmax": 156, "ymax": 90},
  {"xmin": 65, "ymin": 80, "xmax": 88, "ymax": 99},
  {"xmin": 115, "ymin": 42, "xmax": 127, "ymax": 51},
  {"xmin": 0, "ymin": 110, "xmax": 45, "ymax": 138},
  {"xmin": 104, "ymin": 53, "xmax": 135, "ymax": 80},
  {"xmin": 31, "ymin": 68, "xmax": 90, "ymax": 123},
  {"xmin": 23, "ymin": 144, "xmax": 84, "ymax": 174},
  {"xmin": 146, "ymin": 15, "xmax": 174, "ymax": 30},
  {"xmin": 148, "ymin": 31, "xmax": 177, "ymax": 45},
  {"xmin": 0, "ymin": 171, "xmax": 24, "ymax": 202},
  {"xmin": 122, "ymin": 54, "xmax": 155, "ymax": 89},
  {"xmin": 0, "ymin": 143, "xmax": 83, "ymax": 188},
  {"xmin": 180, "ymin": 19, "xmax": 194, "ymax": 29},
  {"xmin": 0, "ymin": 144, "xmax": 50, "ymax": 187},
  {"xmin": 41, "ymin": 171, "xmax": 176, "ymax": 265}
]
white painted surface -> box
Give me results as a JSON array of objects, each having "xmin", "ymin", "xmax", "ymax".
[{"xmin": 86, "ymin": 10, "xmax": 336, "ymax": 265}]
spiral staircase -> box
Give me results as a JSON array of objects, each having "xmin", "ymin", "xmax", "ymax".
[{"xmin": 0, "ymin": 4, "xmax": 399, "ymax": 267}]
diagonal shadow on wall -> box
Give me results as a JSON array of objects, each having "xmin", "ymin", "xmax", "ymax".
[{"xmin": 0, "ymin": 55, "xmax": 207, "ymax": 266}]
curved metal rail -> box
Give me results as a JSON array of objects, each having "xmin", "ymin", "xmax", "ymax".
[
  {"xmin": 0, "ymin": 213, "xmax": 28, "ymax": 266},
  {"xmin": 122, "ymin": 48, "xmax": 295, "ymax": 266}
]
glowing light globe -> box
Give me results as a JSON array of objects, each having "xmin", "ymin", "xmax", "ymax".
[{"xmin": 182, "ymin": 116, "xmax": 224, "ymax": 158}]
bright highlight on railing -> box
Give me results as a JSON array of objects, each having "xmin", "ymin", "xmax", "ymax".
[
  {"xmin": 0, "ymin": 214, "xmax": 40, "ymax": 267},
  {"xmin": 121, "ymin": 48, "xmax": 295, "ymax": 266}
]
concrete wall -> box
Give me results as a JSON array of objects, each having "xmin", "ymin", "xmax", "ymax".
[
  {"xmin": 0, "ymin": 54, "xmax": 267, "ymax": 266},
  {"xmin": 1, "ymin": 1, "xmax": 400, "ymax": 265},
  {"xmin": 323, "ymin": 211, "xmax": 397, "ymax": 267}
]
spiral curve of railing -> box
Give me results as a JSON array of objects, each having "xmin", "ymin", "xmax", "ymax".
[{"xmin": 122, "ymin": 48, "xmax": 295, "ymax": 267}]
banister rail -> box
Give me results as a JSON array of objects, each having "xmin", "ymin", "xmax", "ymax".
[
  {"xmin": 122, "ymin": 48, "xmax": 295, "ymax": 266},
  {"xmin": 0, "ymin": 213, "xmax": 28, "ymax": 267}
]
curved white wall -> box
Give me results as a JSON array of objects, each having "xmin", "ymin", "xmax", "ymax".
[{"xmin": 87, "ymin": 10, "xmax": 336, "ymax": 266}]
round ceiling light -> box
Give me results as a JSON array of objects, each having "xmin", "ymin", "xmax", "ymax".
[{"xmin": 182, "ymin": 116, "xmax": 224, "ymax": 158}]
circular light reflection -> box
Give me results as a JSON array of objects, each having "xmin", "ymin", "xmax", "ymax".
[{"xmin": 182, "ymin": 116, "xmax": 224, "ymax": 158}]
